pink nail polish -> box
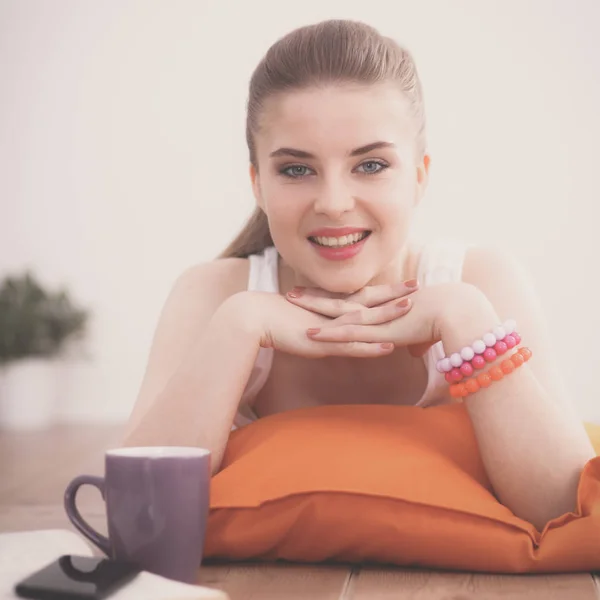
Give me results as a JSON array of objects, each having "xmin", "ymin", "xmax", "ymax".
[
  {"xmin": 287, "ymin": 287, "xmax": 304, "ymax": 298},
  {"xmin": 307, "ymin": 328, "xmax": 320, "ymax": 336}
]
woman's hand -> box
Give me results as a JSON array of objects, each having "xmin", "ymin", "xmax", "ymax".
[
  {"xmin": 284, "ymin": 278, "xmax": 421, "ymax": 354},
  {"xmin": 239, "ymin": 290, "xmax": 403, "ymax": 359},
  {"xmin": 285, "ymin": 278, "xmax": 419, "ymax": 318},
  {"xmin": 287, "ymin": 282, "xmax": 486, "ymax": 358}
]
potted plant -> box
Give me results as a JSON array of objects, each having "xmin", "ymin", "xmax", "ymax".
[{"xmin": 0, "ymin": 270, "xmax": 90, "ymax": 429}]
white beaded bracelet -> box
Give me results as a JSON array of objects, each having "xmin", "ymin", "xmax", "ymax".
[{"xmin": 436, "ymin": 319, "xmax": 517, "ymax": 373}]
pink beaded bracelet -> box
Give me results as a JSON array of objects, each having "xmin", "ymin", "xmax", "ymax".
[
  {"xmin": 443, "ymin": 331, "xmax": 522, "ymax": 383},
  {"xmin": 436, "ymin": 319, "xmax": 519, "ymax": 382}
]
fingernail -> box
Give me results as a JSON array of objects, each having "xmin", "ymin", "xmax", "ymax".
[
  {"xmin": 287, "ymin": 287, "xmax": 305, "ymax": 298},
  {"xmin": 404, "ymin": 279, "xmax": 418, "ymax": 288},
  {"xmin": 397, "ymin": 298, "xmax": 410, "ymax": 308},
  {"xmin": 380, "ymin": 343, "xmax": 395, "ymax": 350},
  {"xmin": 306, "ymin": 328, "xmax": 320, "ymax": 336}
]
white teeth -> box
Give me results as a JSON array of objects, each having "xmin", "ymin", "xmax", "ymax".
[{"xmin": 313, "ymin": 232, "xmax": 368, "ymax": 247}]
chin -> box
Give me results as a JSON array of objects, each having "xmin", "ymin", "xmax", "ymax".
[
  {"xmin": 281, "ymin": 239, "xmax": 387, "ymax": 294},
  {"xmin": 309, "ymin": 272, "xmax": 372, "ymax": 295}
]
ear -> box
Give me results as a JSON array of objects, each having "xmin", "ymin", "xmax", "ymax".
[
  {"xmin": 414, "ymin": 153, "xmax": 431, "ymax": 207},
  {"xmin": 249, "ymin": 163, "xmax": 265, "ymax": 211}
]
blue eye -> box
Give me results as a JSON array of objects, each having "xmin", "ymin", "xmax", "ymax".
[
  {"xmin": 356, "ymin": 161, "xmax": 388, "ymax": 175},
  {"xmin": 279, "ymin": 160, "xmax": 389, "ymax": 179},
  {"xmin": 280, "ymin": 165, "xmax": 314, "ymax": 178}
]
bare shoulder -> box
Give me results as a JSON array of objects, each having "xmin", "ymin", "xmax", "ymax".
[
  {"xmin": 124, "ymin": 256, "xmax": 251, "ymax": 437},
  {"xmin": 461, "ymin": 243, "xmax": 526, "ymax": 294},
  {"xmin": 175, "ymin": 256, "xmax": 250, "ymax": 308}
]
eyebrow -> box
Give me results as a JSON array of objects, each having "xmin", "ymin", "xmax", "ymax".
[{"xmin": 269, "ymin": 141, "xmax": 396, "ymax": 160}]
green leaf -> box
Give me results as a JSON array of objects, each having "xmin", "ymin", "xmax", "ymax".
[{"xmin": 0, "ymin": 271, "xmax": 90, "ymax": 364}]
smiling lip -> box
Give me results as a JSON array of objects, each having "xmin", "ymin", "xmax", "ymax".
[
  {"xmin": 307, "ymin": 226, "xmax": 370, "ymax": 237},
  {"xmin": 308, "ymin": 231, "xmax": 371, "ymax": 261}
]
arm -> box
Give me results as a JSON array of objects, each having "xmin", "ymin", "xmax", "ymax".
[
  {"xmin": 295, "ymin": 247, "xmax": 596, "ymax": 531},
  {"xmin": 121, "ymin": 259, "xmax": 262, "ymax": 475},
  {"xmin": 123, "ymin": 292, "xmax": 262, "ymax": 474},
  {"xmin": 122, "ymin": 260, "xmax": 393, "ymax": 474},
  {"xmin": 449, "ymin": 248, "xmax": 596, "ymax": 531}
]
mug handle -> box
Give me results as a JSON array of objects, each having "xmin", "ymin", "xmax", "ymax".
[{"xmin": 64, "ymin": 475, "xmax": 111, "ymax": 556}]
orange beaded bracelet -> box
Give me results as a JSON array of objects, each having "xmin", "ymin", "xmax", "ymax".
[{"xmin": 449, "ymin": 347, "xmax": 532, "ymax": 399}]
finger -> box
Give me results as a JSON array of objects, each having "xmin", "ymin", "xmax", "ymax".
[
  {"xmin": 329, "ymin": 298, "xmax": 412, "ymax": 326},
  {"xmin": 308, "ymin": 324, "xmax": 389, "ymax": 344},
  {"xmin": 347, "ymin": 279, "xmax": 419, "ymax": 308},
  {"xmin": 311, "ymin": 341, "xmax": 395, "ymax": 358},
  {"xmin": 286, "ymin": 293, "xmax": 364, "ymax": 318}
]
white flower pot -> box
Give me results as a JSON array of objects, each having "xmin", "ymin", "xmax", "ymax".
[{"xmin": 0, "ymin": 357, "xmax": 59, "ymax": 430}]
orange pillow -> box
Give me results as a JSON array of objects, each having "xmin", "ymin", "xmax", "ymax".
[{"xmin": 205, "ymin": 404, "xmax": 600, "ymax": 573}]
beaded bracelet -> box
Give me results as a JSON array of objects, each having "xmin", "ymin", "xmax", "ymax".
[
  {"xmin": 449, "ymin": 347, "xmax": 532, "ymax": 398},
  {"xmin": 443, "ymin": 331, "xmax": 522, "ymax": 383},
  {"xmin": 437, "ymin": 319, "xmax": 518, "ymax": 375}
]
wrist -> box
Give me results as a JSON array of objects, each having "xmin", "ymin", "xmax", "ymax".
[
  {"xmin": 213, "ymin": 291, "xmax": 271, "ymax": 347},
  {"xmin": 438, "ymin": 285, "xmax": 501, "ymax": 355}
]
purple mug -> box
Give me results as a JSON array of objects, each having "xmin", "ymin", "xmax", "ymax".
[{"xmin": 64, "ymin": 446, "xmax": 211, "ymax": 584}]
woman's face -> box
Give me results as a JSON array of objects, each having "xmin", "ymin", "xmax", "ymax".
[{"xmin": 251, "ymin": 83, "xmax": 429, "ymax": 293}]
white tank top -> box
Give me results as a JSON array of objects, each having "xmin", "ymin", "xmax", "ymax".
[{"xmin": 232, "ymin": 238, "xmax": 475, "ymax": 430}]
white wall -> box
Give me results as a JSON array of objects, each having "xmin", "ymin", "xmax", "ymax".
[{"xmin": 1, "ymin": 0, "xmax": 598, "ymax": 423}]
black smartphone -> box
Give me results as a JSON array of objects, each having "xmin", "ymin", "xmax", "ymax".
[{"xmin": 14, "ymin": 554, "xmax": 141, "ymax": 600}]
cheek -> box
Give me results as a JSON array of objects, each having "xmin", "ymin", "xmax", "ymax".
[
  {"xmin": 262, "ymin": 181, "xmax": 308, "ymax": 226},
  {"xmin": 366, "ymin": 171, "xmax": 414, "ymax": 207},
  {"xmin": 372, "ymin": 195, "xmax": 415, "ymax": 254},
  {"xmin": 374, "ymin": 189, "xmax": 414, "ymax": 228},
  {"xmin": 264, "ymin": 198, "xmax": 303, "ymax": 230}
]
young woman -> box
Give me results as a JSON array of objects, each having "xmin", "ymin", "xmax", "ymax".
[{"xmin": 123, "ymin": 20, "xmax": 595, "ymax": 531}]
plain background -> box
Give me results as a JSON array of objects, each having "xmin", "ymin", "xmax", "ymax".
[{"xmin": 1, "ymin": 0, "xmax": 598, "ymax": 424}]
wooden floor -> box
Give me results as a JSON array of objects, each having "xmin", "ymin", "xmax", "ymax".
[{"xmin": 1, "ymin": 424, "xmax": 599, "ymax": 600}]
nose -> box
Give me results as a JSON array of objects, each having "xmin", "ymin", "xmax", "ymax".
[{"xmin": 313, "ymin": 178, "xmax": 355, "ymax": 220}]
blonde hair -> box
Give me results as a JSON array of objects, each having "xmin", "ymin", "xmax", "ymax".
[{"xmin": 219, "ymin": 19, "xmax": 426, "ymax": 259}]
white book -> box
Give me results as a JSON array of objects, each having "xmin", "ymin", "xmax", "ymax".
[{"xmin": 0, "ymin": 529, "xmax": 229, "ymax": 600}]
